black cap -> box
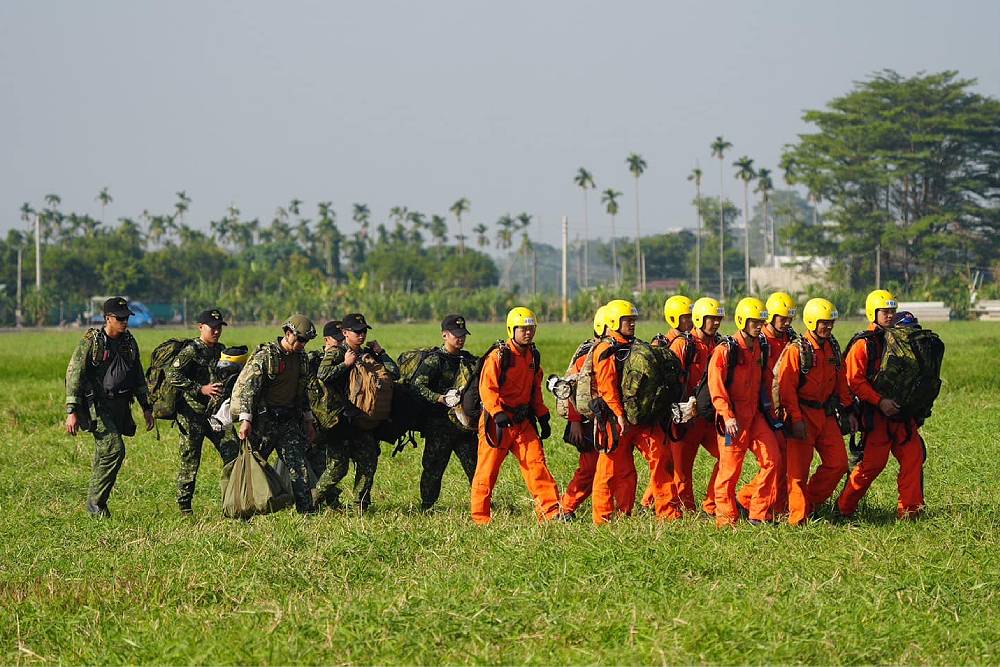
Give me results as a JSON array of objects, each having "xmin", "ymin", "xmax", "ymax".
[
  {"xmin": 342, "ymin": 313, "xmax": 372, "ymax": 332},
  {"xmin": 103, "ymin": 297, "xmax": 134, "ymax": 318},
  {"xmin": 197, "ymin": 308, "xmax": 228, "ymax": 327},
  {"xmin": 441, "ymin": 314, "xmax": 471, "ymax": 337},
  {"xmin": 323, "ymin": 320, "xmax": 345, "ymax": 341}
]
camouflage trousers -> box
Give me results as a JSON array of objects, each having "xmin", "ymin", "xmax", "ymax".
[
  {"xmin": 314, "ymin": 425, "xmax": 380, "ymax": 511},
  {"xmin": 87, "ymin": 398, "xmax": 136, "ymax": 510},
  {"xmin": 420, "ymin": 420, "xmax": 477, "ymax": 509},
  {"xmin": 255, "ymin": 415, "xmax": 315, "ymax": 513},
  {"xmin": 176, "ymin": 410, "xmax": 239, "ymax": 508}
]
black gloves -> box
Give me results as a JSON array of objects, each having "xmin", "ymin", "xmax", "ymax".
[
  {"xmin": 493, "ymin": 412, "xmax": 511, "ymax": 429},
  {"xmin": 537, "ymin": 415, "xmax": 551, "ymax": 440}
]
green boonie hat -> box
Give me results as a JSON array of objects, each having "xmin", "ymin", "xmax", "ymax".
[{"xmin": 283, "ymin": 314, "xmax": 316, "ymax": 340}]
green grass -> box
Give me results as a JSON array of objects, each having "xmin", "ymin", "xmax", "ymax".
[{"xmin": 1, "ymin": 320, "xmax": 998, "ymax": 664}]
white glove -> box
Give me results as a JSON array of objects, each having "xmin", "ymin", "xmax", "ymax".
[
  {"xmin": 210, "ymin": 398, "xmax": 233, "ymax": 432},
  {"xmin": 672, "ymin": 396, "xmax": 698, "ymax": 424},
  {"xmin": 443, "ymin": 388, "xmax": 462, "ymax": 408}
]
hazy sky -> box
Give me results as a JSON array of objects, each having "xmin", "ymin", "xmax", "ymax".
[{"xmin": 2, "ymin": 1, "xmax": 998, "ymax": 249}]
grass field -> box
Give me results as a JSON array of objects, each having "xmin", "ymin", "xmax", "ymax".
[{"xmin": 1, "ymin": 319, "xmax": 998, "ymax": 665}]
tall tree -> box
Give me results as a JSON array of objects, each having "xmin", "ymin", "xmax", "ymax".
[
  {"xmin": 733, "ymin": 155, "xmax": 756, "ymax": 288},
  {"xmin": 573, "ymin": 167, "xmax": 596, "ymax": 288},
  {"xmin": 430, "ymin": 214, "xmax": 448, "ymax": 249},
  {"xmin": 450, "ymin": 198, "xmax": 470, "ymax": 255},
  {"xmin": 755, "ymin": 168, "xmax": 775, "ymax": 266},
  {"xmin": 781, "ymin": 70, "xmax": 1000, "ymax": 290},
  {"xmin": 174, "ymin": 190, "xmax": 191, "ymax": 225},
  {"xmin": 626, "ymin": 153, "xmax": 647, "ymax": 291},
  {"xmin": 688, "ymin": 165, "xmax": 704, "ymax": 291},
  {"xmin": 473, "ymin": 223, "xmax": 490, "ymax": 248},
  {"xmin": 495, "ymin": 214, "xmax": 514, "ymax": 250},
  {"xmin": 96, "ymin": 187, "xmax": 112, "ymax": 223},
  {"xmin": 710, "ymin": 136, "xmax": 733, "ymax": 297},
  {"xmin": 316, "ymin": 201, "xmax": 342, "ymax": 280},
  {"xmin": 601, "ymin": 188, "xmax": 623, "ymax": 287}
]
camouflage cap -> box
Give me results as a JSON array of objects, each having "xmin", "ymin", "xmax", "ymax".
[{"xmin": 282, "ymin": 314, "xmax": 316, "ymax": 340}]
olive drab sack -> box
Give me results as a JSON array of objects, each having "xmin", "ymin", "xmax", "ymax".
[
  {"xmin": 852, "ymin": 326, "xmax": 945, "ymax": 423},
  {"xmin": 347, "ymin": 352, "xmax": 394, "ymax": 430},
  {"xmin": 221, "ymin": 443, "xmax": 294, "ymax": 520},
  {"xmin": 397, "ymin": 347, "xmax": 441, "ymax": 383},
  {"xmin": 556, "ymin": 339, "xmax": 597, "ymax": 419},
  {"xmin": 145, "ymin": 338, "xmax": 189, "ymax": 420},
  {"xmin": 770, "ymin": 335, "xmax": 843, "ymax": 414},
  {"xmin": 306, "ymin": 354, "xmax": 345, "ymax": 430},
  {"xmin": 620, "ymin": 339, "xmax": 684, "ymax": 426}
]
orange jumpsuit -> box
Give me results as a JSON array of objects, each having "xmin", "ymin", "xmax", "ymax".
[
  {"xmin": 470, "ymin": 340, "xmax": 562, "ymax": 525},
  {"xmin": 710, "ymin": 331, "xmax": 782, "ymax": 527},
  {"xmin": 775, "ymin": 330, "xmax": 851, "ymax": 525},
  {"xmin": 591, "ymin": 332, "xmax": 681, "ymax": 525},
  {"xmin": 737, "ymin": 325, "xmax": 791, "ymax": 515},
  {"xmin": 559, "ymin": 352, "xmax": 600, "ymax": 514},
  {"xmin": 638, "ymin": 329, "xmax": 684, "ymax": 509},
  {"xmin": 836, "ymin": 325, "xmax": 926, "ymax": 519}
]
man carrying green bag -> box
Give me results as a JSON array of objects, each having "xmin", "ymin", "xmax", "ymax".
[{"xmin": 222, "ymin": 442, "xmax": 294, "ymax": 520}]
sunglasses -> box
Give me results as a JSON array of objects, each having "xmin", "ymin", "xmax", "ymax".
[{"xmin": 109, "ymin": 314, "xmax": 130, "ymax": 322}]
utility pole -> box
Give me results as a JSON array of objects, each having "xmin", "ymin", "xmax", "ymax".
[
  {"xmin": 34, "ymin": 213, "xmax": 42, "ymax": 289},
  {"xmin": 875, "ymin": 243, "xmax": 881, "ymax": 289},
  {"xmin": 640, "ymin": 253, "xmax": 647, "ymax": 293},
  {"xmin": 561, "ymin": 215, "xmax": 569, "ymax": 323},
  {"xmin": 15, "ymin": 247, "xmax": 23, "ymax": 328}
]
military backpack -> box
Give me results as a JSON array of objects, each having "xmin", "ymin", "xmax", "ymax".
[
  {"xmin": 146, "ymin": 338, "xmax": 190, "ymax": 420},
  {"xmin": 846, "ymin": 325, "xmax": 944, "ymax": 424},
  {"xmin": 347, "ymin": 351, "xmax": 395, "ymax": 430},
  {"xmin": 306, "ymin": 351, "xmax": 345, "ymax": 430},
  {"xmin": 555, "ymin": 338, "xmax": 598, "ymax": 420},
  {"xmin": 612, "ymin": 338, "xmax": 684, "ymax": 426}
]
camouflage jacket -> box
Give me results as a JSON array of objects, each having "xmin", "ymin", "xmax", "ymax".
[
  {"xmin": 165, "ymin": 337, "xmax": 223, "ymax": 414},
  {"xmin": 316, "ymin": 343, "xmax": 400, "ymax": 392},
  {"xmin": 411, "ymin": 346, "xmax": 476, "ymax": 406},
  {"xmin": 65, "ymin": 327, "xmax": 150, "ymax": 410},
  {"xmin": 230, "ymin": 339, "xmax": 312, "ymax": 422}
]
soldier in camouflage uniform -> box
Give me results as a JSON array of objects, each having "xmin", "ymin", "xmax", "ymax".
[
  {"xmin": 231, "ymin": 314, "xmax": 318, "ymax": 514},
  {"xmin": 411, "ymin": 314, "xmax": 478, "ymax": 510},
  {"xmin": 304, "ymin": 320, "xmax": 344, "ymax": 478},
  {"xmin": 65, "ymin": 297, "xmax": 155, "ymax": 518},
  {"xmin": 313, "ymin": 313, "xmax": 399, "ymax": 512},
  {"xmin": 165, "ymin": 308, "xmax": 240, "ymax": 514}
]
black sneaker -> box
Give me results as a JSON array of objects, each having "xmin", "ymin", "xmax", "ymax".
[
  {"xmin": 554, "ymin": 511, "xmax": 576, "ymax": 522},
  {"xmin": 86, "ymin": 500, "xmax": 111, "ymax": 518},
  {"xmin": 736, "ymin": 501, "xmax": 750, "ymax": 520}
]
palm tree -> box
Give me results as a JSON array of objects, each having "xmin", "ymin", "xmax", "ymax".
[
  {"xmin": 289, "ymin": 198, "xmax": 303, "ymax": 216},
  {"xmin": 95, "ymin": 187, "xmax": 112, "ymax": 223},
  {"xmin": 755, "ymin": 167, "xmax": 774, "ymax": 267},
  {"xmin": 317, "ymin": 202, "xmax": 342, "ymax": 280},
  {"xmin": 516, "ymin": 212, "xmax": 535, "ymax": 290},
  {"xmin": 626, "ymin": 153, "xmax": 647, "ymax": 291},
  {"xmin": 688, "ymin": 165, "xmax": 704, "ymax": 291},
  {"xmin": 352, "ymin": 203, "xmax": 371, "ymax": 246},
  {"xmin": 174, "ymin": 190, "xmax": 191, "ymax": 224},
  {"xmin": 733, "ymin": 156, "xmax": 756, "ymax": 290},
  {"xmin": 473, "ymin": 223, "xmax": 489, "ymax": 248},
  {"xmin": 406, "ymin": 211, "xmax": 428, "ymax": 246},
  {"xmin": 573, "ymin": 167, "xmax": 596, "ymax": 288},
  {"xmin": 495, "ymin": 214, "xmax": 514, "ymax": 250},
  {"xmin": 710, "ymin": 136, "xmax": 732, "ymax": 298},
  {"xmin": 601, "ymin": 188, "xmax": 622, "ymax": 287},
  {"xmin": 450, "ymin": 198, "xmax": 470, "ymax": 255},
  {"xmin": 430, "ymin": 214, "xmax": 448, "ymax": 249}
]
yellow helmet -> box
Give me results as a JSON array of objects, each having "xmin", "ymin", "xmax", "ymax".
[
  {"xmin": 604, "ymin": 299, "xmax": 638, "ymax": 333},
  {"xmin": 663, "ymin": 295, "xmax": 693, "ymax": 329},
  {"xmin": 802, "ymin": 298, "xmax": 839, "ymax": 331},
  {"xmin": 692, "ymin": 297, "xmax": 725, "ymax": 329},
  {"xmin": 734, "ymin": 297, "xmax": 768, "ymax": 331},
  {"xmin": 765, "ymin": 291, "xmax": 797, "ymax": 321},
  {"xmin": 593, "ymin": 305, "xmax": 609, "ymax": 337},
  {"xmin": 865, "ymin": 289, "xmax": 898, "ymax": 323},
  {"xmin": 506, "ymin": 306, "xmax": 537, "ymax": 339}
]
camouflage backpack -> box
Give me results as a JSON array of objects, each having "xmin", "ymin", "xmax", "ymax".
[
  {"xmin": 770, "ymin": 335, "xmax": 843, "ymax": 414},
  {"xmin": 146, "ymin": 338, "xmax": 190, "ymax": 420},
  {"xmin": 347, "ymin": 351, "xmax": 395, "ymax": 430},
  {"xmin": 846, "ymin": 326, "xmax": 944, "ymax": 424},
  {"xmin": 614, "ymin": 339, "xmax": 684, "ymax": 426},
  {"xmin": 556, "ymin": 339, "xmax": 598, "ymax": 419},
  {"xmin": 306, "ymin": 350, "xmax": 345, "ymax": 430}
]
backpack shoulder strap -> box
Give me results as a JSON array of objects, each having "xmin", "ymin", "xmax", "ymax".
[
  {"xmin": 829, "ymin": 335, "xmax": 843, "ymax": 369},
  {"xmin": 758, "ymin": 333, "xmax": 770, "ymax": 369},
  {"xmin": 722, "ymin": 336, "xmax": 739, "ymax": 388}
]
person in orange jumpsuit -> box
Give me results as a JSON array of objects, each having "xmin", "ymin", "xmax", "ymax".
[
  {"xmin": 710, "ymin": 297, "xmax": 782, "ymax": 527},
  {"xmin": 775, "ymin": 298, "xmax": 854, "ymax": 525},
  {"xmin": 666, "ymin": 297, "xmax": 724, "ymax": 515},
  {"xmin": 737, "ymin": 291, "xmax": 796, "ymax": 517},
  {"xmin": 559, "ymin": 306, "xmax": 608, "ymax": 519},
  {"xmin": 836, "ymin": 290, "xmax": 926, "ymax": 520},
  {"xmin": 591, "ymin": 299, "xmax": 681, "ymax": 525},
  {"xmin": 470, "ymin": 307, "xmax": 562, "ymax": 525},
  {"xmin": 639, "ymin": 295, "xmax": 692, "ymax": 509}
]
